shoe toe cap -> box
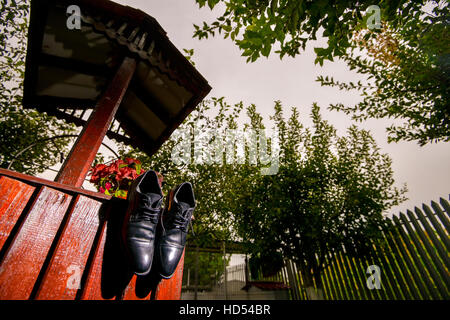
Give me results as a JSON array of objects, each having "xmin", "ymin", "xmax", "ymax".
[
  {"xmin": 127, "ymin": 241, "xmax": 154, "ymax": 275},
  {"xmin": 158, "ymin": 244, "xmax": 183, "ymax": 278}
]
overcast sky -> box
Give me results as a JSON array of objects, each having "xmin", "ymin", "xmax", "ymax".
[
  {"xmin": 44, "ymin": 0, "xmax": 449, "ymax": 217},
  {"xmin": 117, "ymin": 0, "xmax": 450, "ymax": 215}
]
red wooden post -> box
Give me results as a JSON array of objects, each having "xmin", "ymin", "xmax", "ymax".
[{"xmin": 55, "ymin": 56, "xmax": 136, "ymax": 187}]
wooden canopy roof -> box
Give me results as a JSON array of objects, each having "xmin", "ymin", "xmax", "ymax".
[{"xmin": 23, "ymin": 0, "xmax": 211, "ymax": 156}]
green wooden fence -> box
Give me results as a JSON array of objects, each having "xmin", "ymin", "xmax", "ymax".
[{"xmin": 258, "ymin": 197, "xmax": 450, "ymax": 300}]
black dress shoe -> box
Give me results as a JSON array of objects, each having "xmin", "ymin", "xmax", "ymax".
[
  {"xmin": 156, "ymin": 182, "xmax": 195, "ymax": 279},
  {"xmin": 123, "ymin": 170, "xmax": 163, "ymax": 276}
]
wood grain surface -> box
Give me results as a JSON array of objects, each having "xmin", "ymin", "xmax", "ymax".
[
  {"xmin": 0, "ymin": 174, "xmax": 185, "ymax": 300},
  {"xmin": 34, "ymin": 195, "xmax": 104, "ymax": 299},
  {"xmin": 0, "ymin": 176, "xmax": 36, "ymax": 252},
  {"xmin": 0, "ymin": 186, "xmax": 72, "ymax": 299}
]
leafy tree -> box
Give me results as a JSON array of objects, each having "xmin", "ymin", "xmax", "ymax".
[
  {"xmin": 119, "ymin": 97, "xmax": 407, "ymax": 299},
  {"xmin": 118, "ymin": 98, "xmax": 243, "ymax": 247},
  {"xmin": 0, "ymin": 0, "xmax": 76, "ymax": 175},
  {"xmin": 228, "ymin": 101, "xmax": 407, "ymax": 298},
  {"xmin": 192, "ymin": 0, "xmax": 425, "ymax": 64},
  {"xmin": 118, "ymin": 98, "xmax": 242, "ymax": 290},
  {"xmin": 317, "ymin": 2, "xmax": 449, "ymax": 145},
  {"xmin": 192, "ymin": 1, "xmax": 448, "ymax": 146}
]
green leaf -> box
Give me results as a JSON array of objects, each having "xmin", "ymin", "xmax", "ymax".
[
  {"xmin": 261, "ymin": 43, "xmax": 271, "ymax": 57},
  {"xmin": 114, "ymin": 189, "xmax": 128, "ymax": 198},
  {"xmin": 222, "ymin": 25, "xmax": 232, "ymax": 32}
]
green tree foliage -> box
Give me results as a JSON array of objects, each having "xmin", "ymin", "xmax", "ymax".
[
  {"xmin": 118, "ymin": 98, "xmax": 241, "ymax": 282},
  {"xmin": 0, "ymin": 0, "xmax": 76, "ymax": 175},
  {"xmin": 193, "ymin": 1, "xmax": 448, "ymax": 146},
  {"xmin": 120, "ymin": 97, "xmax": 407, "ymax": 296},
  {"xmin": 118, "ymin": 98, "xmax": 242, "ymax": 247},
  {"xmin": 317, "ymin": 2, "xmax": 449, "ymax": 145},
  {"xmin": 228, "ymin": 101, "xmax": 407, "ymax": 294},
  {"xmin": 193, "ymin": 0, "xmax": 425, "ymax": 64}
]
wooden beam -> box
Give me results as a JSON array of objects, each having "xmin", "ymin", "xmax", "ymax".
[
  {"xmin": 39, "ymin": 53, "xmax": 113, "ymax": 78},
  {"xmin": 0, "ymin": 168, "xmax": 110, "ymax": 201},
  {"xmin": 55, "ymin": 56, "xmax": 136, "ymax": 187},
  {"xmin": 130, "ymin": 79, "xmax": 172, "ymax": 125},
  {"xmin": 33, "ymin": 107, "xmax": 134, "ymax": 146},
  {"xmin": 113, "ymin": 108, "xmax": 157, "ymax": 151},
  {"xmin": 185, "ymin": 240, "xmax": 248, "ymax": 254},
  {"xmin": 30, "ymin": 96, "xmax": 96, "ymax": 110},
  {"xmin": 143, "ymin": 90, "xmax": 209, "ymax": 157}
]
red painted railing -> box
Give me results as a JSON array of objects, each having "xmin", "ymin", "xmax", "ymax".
[{"xmin": 0, "ymin": 168, "xmax": 184, "ymax": 300}]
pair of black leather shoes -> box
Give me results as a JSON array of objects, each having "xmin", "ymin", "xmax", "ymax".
[{"xmin": 123, "ymin": 170, "xmax": 195, "ymax": 278}]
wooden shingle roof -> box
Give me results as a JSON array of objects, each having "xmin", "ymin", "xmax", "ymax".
[{"xmin": 23, "ymin": 0, "xmax": 211, "ymax": 156}]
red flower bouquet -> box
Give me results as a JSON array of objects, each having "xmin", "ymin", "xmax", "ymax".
[{"xmin": 89, "ymin": 158, "xmax": 153, "ymax": 198}]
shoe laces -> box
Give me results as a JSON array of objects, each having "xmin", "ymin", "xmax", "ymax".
[
  {"xmin": 135, "ymin": 194, "xmax": 162, "ymax": 223},
  {"xmin": 163, "ymin": 202, "xmax": 195, "ymax": 235}
]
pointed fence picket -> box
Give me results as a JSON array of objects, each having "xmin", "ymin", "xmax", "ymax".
[
  {"xmin": 180, "ymin": 197, "xmax": 449, "ymax": 300},
  {"xmin": 295, "ymin": 197, "xmax": 450, "ymax": 300},
  {"xmin": 245, "ymin": 197, "xmax": 450, "ymax": 300}
]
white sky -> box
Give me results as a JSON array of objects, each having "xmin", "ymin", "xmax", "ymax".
[
  {"xmin": 43, "ymin": 0, "xmax": 449, "ymax": 217},
  {"xmin": 115, "ymin": 0, "xmax": 450, "ymax": 215}
]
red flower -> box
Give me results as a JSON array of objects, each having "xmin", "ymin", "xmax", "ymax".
[
  {"xmin": 92, "ymin": 164, "xmax": 107, "ymax": 172},
  {"xmin": 125, "ymin": 157, "xmax": 141, "ymax": 165},
  {"xmin": 88, "ymin": 157, "xmax": 156, "ymax": 199},
  {"xmin": 89, "ymin": 164, "xmax": 109, "ymax": 183},
  {"xmin": 116, "ymin": 166, "xmax": 138, "ymax": 181},
  {"xmin": 107, "ymin": 160, "xmax": 120, "ymax": 175}
]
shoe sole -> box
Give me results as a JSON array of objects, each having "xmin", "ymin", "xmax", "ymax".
[
  {"xmin": 135, "ymin": 265, "xmax": 153, "ymax": 276},
  {"xmin": 159, "ymin": 272, "xmax": 175, "ymax": 279}
]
